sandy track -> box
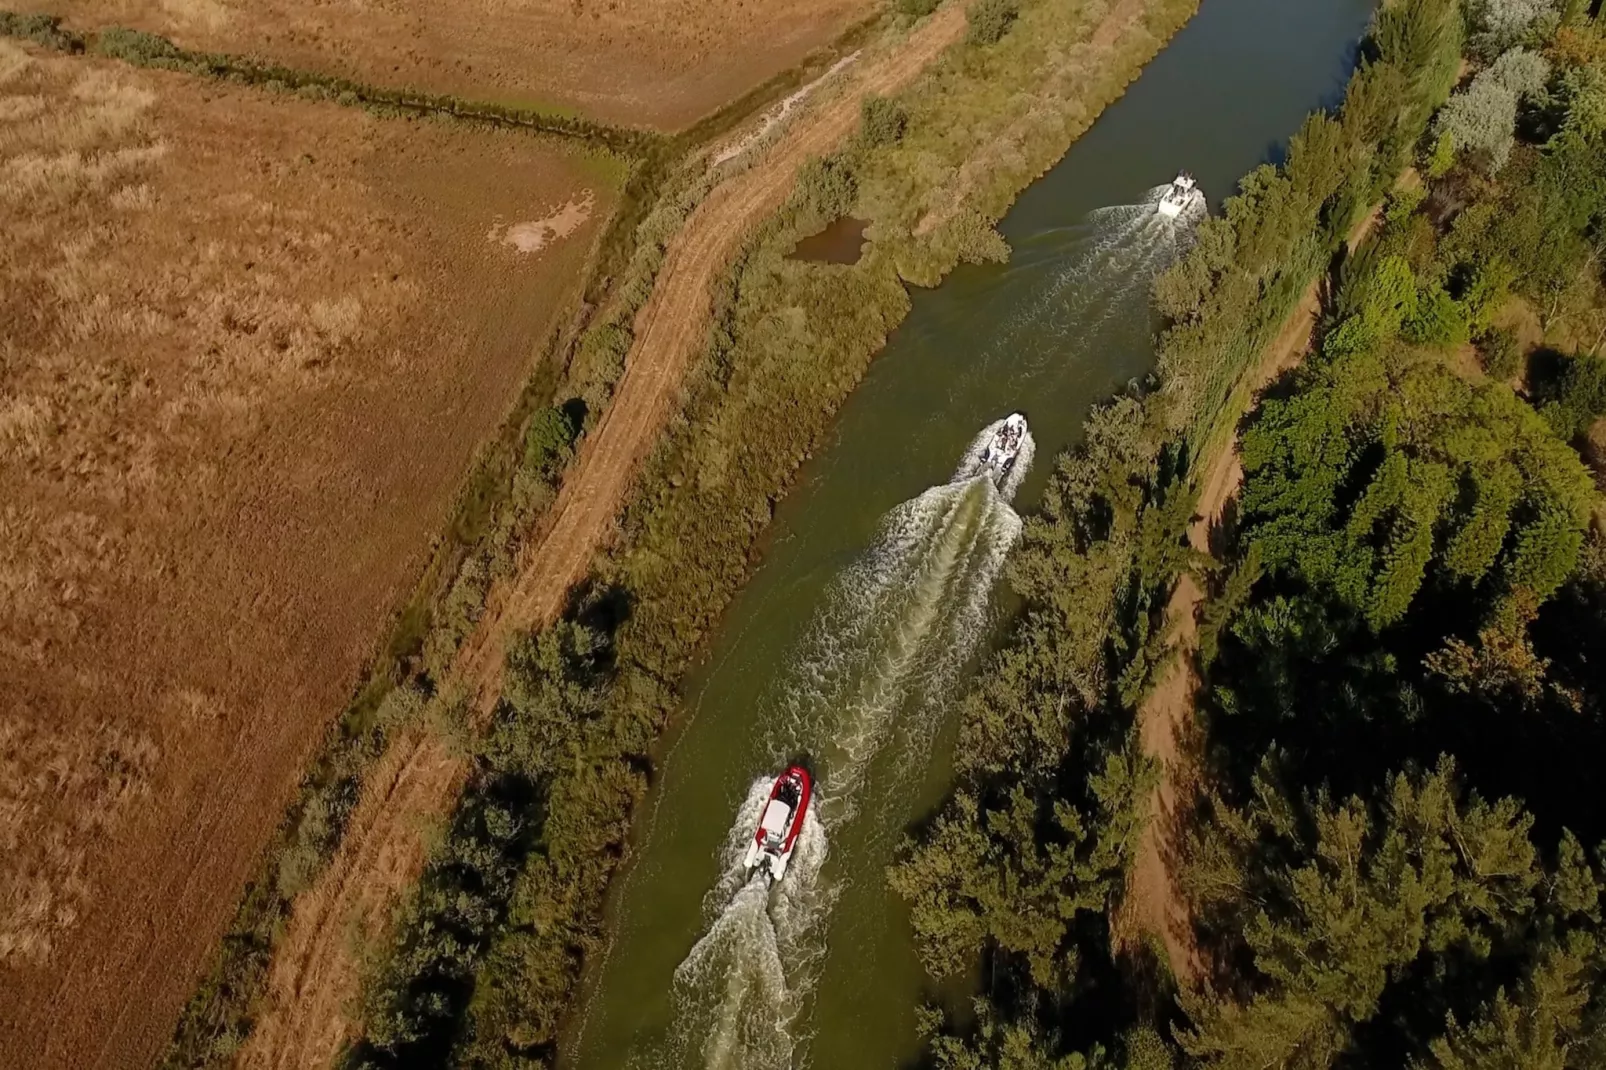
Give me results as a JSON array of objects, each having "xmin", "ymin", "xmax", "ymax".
[
  {"xmin": 236, "ymin": 729, "xmax": 460, "ymax": 1070},
  {"xmin": 236, "ymin": 8, "xmax": 972, "ymax": 1066},
  {"xmin": 1119, "ymin": 204, "xmax": 1387, "ymax": 988}
]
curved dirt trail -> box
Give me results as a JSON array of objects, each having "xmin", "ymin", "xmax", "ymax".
[
  {"xmin": 234, "ymin": 9, "xmax": 972, "ymax": 1067},
  {"xmin": 1118, "ymin": 202, "xmax": 1389, "ymax": 989},
  {"xmin": 236, "ymin": 727, "xmax": 460, "ymax": 1070}
]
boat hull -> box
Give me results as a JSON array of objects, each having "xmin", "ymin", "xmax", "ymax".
[{"xmin": 742, "ymin": 765, "xmax": 812, "ymax": 884}]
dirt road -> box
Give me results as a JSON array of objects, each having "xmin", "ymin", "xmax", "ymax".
[
  {"xmin": 234, "ymin": 8, "xmax": 974, "ymax": 1066},
  {"xmin": 1118, "ymin": 204, "xmax": 1386, "ymax": 987}
]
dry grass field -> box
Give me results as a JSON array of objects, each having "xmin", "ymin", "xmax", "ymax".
[
  {"xmin": 0, "ymin": 40, "xmax": 619, "ymax": 1069},
  {"xmin": 14, "ymin": 0, "xmax": 878, "ymax": 129}
]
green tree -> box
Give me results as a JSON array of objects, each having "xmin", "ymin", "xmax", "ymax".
[
  {"xmin": 522, "ymin": 405, "xmax": 576, "ymax": 477},
  {"xmin": 860, "ymin": 94, "xmax": 909, "ymax": 146},
  {"xmin": 1477, "ymin": 326, "xmax": 1523, "ymax": 379},
  {"xmin": 967, "ymin": 0, "xmax": 1020, "ymax": 45}
]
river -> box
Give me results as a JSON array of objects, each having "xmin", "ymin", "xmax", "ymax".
[{"xmin": 570, "ymin": 0, "xmax": 1373, "ymax": 1065}]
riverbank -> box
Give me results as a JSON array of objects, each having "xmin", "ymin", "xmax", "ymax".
[{"xmin": 338, "ymin": 0, "xmax": 1202, "ymax": 1065}]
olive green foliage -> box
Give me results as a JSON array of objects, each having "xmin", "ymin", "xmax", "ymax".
[
  {"xmin": 350, "ymin": 625, "xmax": 611, "ymax": 1066},
  {"xmin": 895, "ymin": 0, "xmax": 942, "ymax": 19},
  {"xmin": 796, "ymin": 154, "xmax": 859, "ymax": 218},
  {"xmin": 1181, "ymin": 760, "xmax": 1606, "ymax": 1068},
  {"xmin": 1479, "ymin": 325, "xmax": 1524, "ymax": 378},
  {"xmin": 163, "ymin": 684, "xmax": 438, "ymax": 1068},
  {"xmin": 521, "ymin": 406, "xmax": 577, "ymax": 477},
  {"xmin": 860, "ymin": 93, "xmax": 909, "ymax": 146},
  {"xmin": 0, "ymin": 11, "xmax": 81, "ymax": 49},
  {"xmin": 347, "ymin": 0, "xmax": 1206, "ymax": 1065},
  {"xmin": 1537, "ymin": 351, "xmax": 1606, "ymax": 438},
  {"xmin": 1425, "ymin": 130, "xmax": 1459, "ymax": 177},
  {"xmin": 1241, "ymin": 344, "xmax": 1592, "ymax": 627},
  {"xmin": 1437, "ymin": 105, "xmax": 1606, "ymax": 326},
  {"xmin": 892, "ymin": 3, "xmax": 1471, "ymax": 1066},
  {"xmin": 967, "ymin": 0, "xmax": 1021, "ymax": 46},
  {"xmin": 1179, "ymin": 23, "xmax": 1606, "ymax": 1064},
  {"xmin": 96, "ymin": 25, "xmax": 184, "ymax": 64}
]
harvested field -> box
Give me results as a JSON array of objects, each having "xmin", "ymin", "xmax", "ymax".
[
  {"xmin": 14, "ymin": 0, "xmax": 878, "ymax": 130},
  {"xmin": 0, "ymin": 40, "xmax": 618, "ymax": 1070}
]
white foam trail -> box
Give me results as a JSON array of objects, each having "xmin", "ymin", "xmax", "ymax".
[
  {"xmin": 668, "ymin": 780, "xmax": 832, "ymax": 1070},
  {"xmin": 973, "ymin": 184, "xmax": 1206, "ymax": 384},
  {"xmin": 653, "ymin": 424, "xmax": 1029, "ymax": 1069}
]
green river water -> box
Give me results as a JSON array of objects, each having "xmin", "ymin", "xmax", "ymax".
[{"xmin": 571, "ymin": 0, "xmax": 1374, "ymax": 1065}]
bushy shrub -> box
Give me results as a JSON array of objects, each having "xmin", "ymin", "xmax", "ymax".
[
  {"xmin": 1557, "ymin": 61, "xmax": 1606, "ymax": 136},
  {"xmin": 1404, "ymin": 283, "xmax": 1470, "ymax": 348},
  {"xmin": 569, "ymin": 320, "xmax": 631, "ymax": 408},
  {"xmin": 1468, "ymin": 0, "xmax": 1560, "ymax": 59},
  {"xmin": 1539, "ymin": 352, "xmax": 1606, "ymax": 439},
  {"xmin": 860, "ymin": 94, "xmax": 909, "ymax": 146},
  {"xmin": 1479, "ymin": 326, "xmax": 1524, "ymax": 379},
  {"xmin": 522, "ymin": 406, "xmax": 577, "ymax": 476},
  {"xmin": 0, "ymin": 13, "xmax": 82, "ymax": 50},
  {"xmin": 96, "ymin": 26, "xmax": 184, "ymax": 65},
  {"xmin": 1424, "ymin": 130, "xmax": 1458, "ymax": 177},
  {"xmin": 1123, "ymin": 1027, "xmax": 1177, "ymax": 1070},
  {"xmin": 796, "ymin": 154, "xmax": 858, "ymax": 219},
  {"xmin": 966, "ymin": 0, "xmax": 1020, "ymax": 45},
  {"xmin": 1488, "ymin": 45, "xmax": 1553, "ymax": 97},
  {"xmin": 894, "ymin": 0, "xmax": 941, "ymax": 16},
  {"xmin": 1433, "ymin": 48, "xmax": 1551, "ymax": 172}
]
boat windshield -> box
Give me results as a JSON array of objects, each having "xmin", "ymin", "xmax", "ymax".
[{"xmin": 760, "ymin": 799, "xmax": 791, "ymax": 840}]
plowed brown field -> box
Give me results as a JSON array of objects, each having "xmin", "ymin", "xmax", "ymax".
[
  {"xmin": 0, "ymin": 42, "xmax": 618, "ymax": 1070},
  {"xmin": 15, "ymin": 0, "xmax": 878, "ymax": 130}
]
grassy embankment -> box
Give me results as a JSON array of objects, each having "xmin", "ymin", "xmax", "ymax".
[
  {"xmin": 887, "ymin": 0, "xmax": 1474, "ymax": 1064},
  {"xmin": 326, "ymin": 0, "xmax": 1202, "ymax": 1066},
  {"xmin": 0, "ymin": 10, "xmax": 863, "ymax": 1066}
]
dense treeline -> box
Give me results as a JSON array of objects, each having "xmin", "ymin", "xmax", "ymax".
[
  {"xmin": 1183, "ymin": 5, "xmax": 1606, "ymax": 1063},
  {"xmin": 342, "ymin": 0, "xmax": 1200, "ymax": 1066},
  {"xmin": 889, "ymin": 0, "xmax": 1480, "ymax": 1065}
]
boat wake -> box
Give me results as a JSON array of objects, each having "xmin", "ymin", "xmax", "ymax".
[
  {"xmin": 648, "ymin": 422, "xmax": 1030, "ymax": 1069},
  {"xmin": 970, "ymin": 182, "xmax": 1206, "ymax": 386},
  {"xmin": 665, "ymin": 778, "xmax": 830, "ymax": 1070}
]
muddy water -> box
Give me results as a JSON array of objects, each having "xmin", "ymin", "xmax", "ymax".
[
  {"xmin": 571, "ymin": 0, "xmax": 1373, "ymax": 1066},
  {"xmin": 789, "ymin": 217, "xmax": 871, "ymax": 264}
]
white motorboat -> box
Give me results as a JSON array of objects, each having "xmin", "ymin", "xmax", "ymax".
[
  {"xmin": 1157, "ymin": 172, "xmax": 1201, "ymax": 219},
  {"xmin": 978, "ymin": 413, "xmax": 1028, "ymax": 485}
]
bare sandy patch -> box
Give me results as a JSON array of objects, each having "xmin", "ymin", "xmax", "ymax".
[{"xmin": 489, "ymin": 189, "xmax": 596, "ymax": 254}]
